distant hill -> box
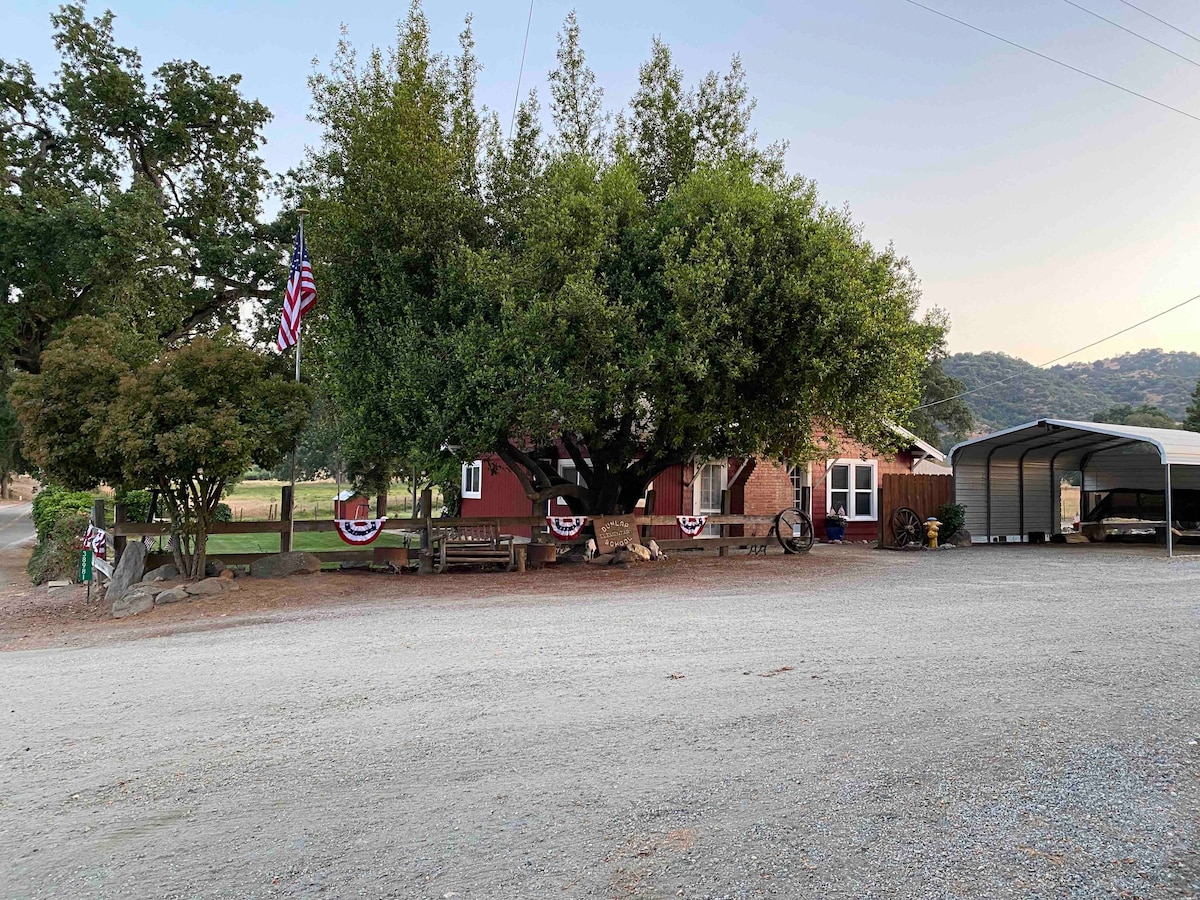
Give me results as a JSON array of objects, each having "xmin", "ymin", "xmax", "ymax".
[{"xmin": 942, "ymin": 349, "xmax": 1200, "ymax": 432}]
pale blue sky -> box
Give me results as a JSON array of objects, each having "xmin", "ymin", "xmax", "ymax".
[{"xmin": 5, "ymin": 0, "xmax": 1200, "ymax": 363}]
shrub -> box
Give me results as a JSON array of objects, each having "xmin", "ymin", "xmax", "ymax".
[
  {"xmin": 213, "ymin": 502, "xmax": 232, "ymax": 523},
  {"xmin": 27, "ymin": 508, "xmax": 90, "ymax": 585},
  {"xmin": 936, "ymin": 503, "xmax": 967, "ymax": 539},
  {"xmin": 116, "ymin": 488, "xmax": 153, "ymax": 523},
  {"xmin": 31, "ymin": 484, "xmax": 95, "ymax": 543}
]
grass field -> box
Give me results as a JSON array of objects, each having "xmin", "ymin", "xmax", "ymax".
[
  {"xmin": 222, "ymin": 479, "xmax": 437, "ymax": 521},
  {"xmin": 203, "ymin": 529, "xmax": 416, "ymax": 555}
]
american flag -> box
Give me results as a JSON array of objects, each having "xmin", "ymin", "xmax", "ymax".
[{"xmin": 276, "ymin": 226, "xmax": 317, "ymax": 351}]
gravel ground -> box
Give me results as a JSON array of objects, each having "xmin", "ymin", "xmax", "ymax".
[{"xmin": 1, "ymin": 544, "xmax": 1198, "ymax": 899}]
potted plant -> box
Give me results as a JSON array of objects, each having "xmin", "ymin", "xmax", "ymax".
[{"xmin": 824, "ymin": 512, "xmax": 848, "ymax": 542}]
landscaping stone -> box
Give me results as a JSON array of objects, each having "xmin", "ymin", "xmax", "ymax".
[
  {"xmin": 154, "ymin": 587, "xmax": 190, "ymax": 605},
  {"xmin": 111, "ymin": 590, "xmax": 154, "ymax": 619},
  {"xmin": 218, "ymin": 568, "xmax": 234, "ymax": 580},
  {"xmin": 46, "ymin": 580, "xmax": 71, "ymax": 588},
  {"xmin": 249, "ymin": 551, "xmax": 321, "ymax": 578},
  {"xmin": 141, "ymin": 563, "xmax": 179, "ymax": 583},
  {"xmin": 185, "ymin": 577, "xmax": 229, "ymax": 597},
  {"xmin": 205, "ymin": 559, "xmax": 226, "ymax": 577},
  {"xmin": 106, "ymin": 542, "xmax": 148, "ymax": 602}
]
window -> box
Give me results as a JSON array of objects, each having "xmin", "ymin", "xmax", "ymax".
[
  {"xmin": 789, "ymin": 464, "xmax": 811, "ymax": 513},
  {"xmin": 461, "ymin": 461, "xmax": 482, "ymax": 499},
  {"xmin": 827, "ymin": 460, "xmax": 876, "ymax": 521},
  {"xmin": 548, "ymin": 459, "xmax": 588, "ymax": 513},
  {"xmin": 695, "ymin": 461, "xmax": 727, "ymax": 537}
]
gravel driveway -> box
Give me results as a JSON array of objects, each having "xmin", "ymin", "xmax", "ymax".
[{"xmin": 2, "ymin": 545, "xmax": 1198, "ymax": 898}]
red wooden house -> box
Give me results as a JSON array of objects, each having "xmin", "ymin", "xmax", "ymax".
[{"xmin": 459, "ymin": 424, "xmax": 946, "ymax": 542}]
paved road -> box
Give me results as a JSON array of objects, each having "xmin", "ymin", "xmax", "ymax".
[{"xmin": 0, "ymin": 502, "xmax": 34, "ymax": 551}]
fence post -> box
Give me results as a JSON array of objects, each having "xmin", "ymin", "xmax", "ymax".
[
  {"xmin": 719, "ymin": 489, "xmax": 730, "ymax": 557},
  {"xmin": 641, "ymin": 489, "xmax": 656, "ymax": 542},
  {"xmin": 280, "ymin": 485, "xmax": 293, "ymax": 553},
  {"xmin": 113, "ymin": 502, "xmax": 128, "ymax": 560},
  {"xmin": 419, "ymin": 487, "xmax": 434, "ymax": 575},
  {"xmin": 377, "ymin": 485, "xmax": 388, "ymax": 518}
]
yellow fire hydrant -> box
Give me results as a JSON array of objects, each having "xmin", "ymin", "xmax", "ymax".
[{"xmin": 925, "ymin": 517, "xmax": 941, "ymax": 549}]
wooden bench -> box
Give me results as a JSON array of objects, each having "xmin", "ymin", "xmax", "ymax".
[{"xmin": 432, "ymin": 523, "xmax": 515, "ymax": 574}]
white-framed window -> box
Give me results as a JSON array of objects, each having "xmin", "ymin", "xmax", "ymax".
[
  {"xmin": 789, "ymin": 464, "xmax": 811, "ymax": 513},
  {"xmin": 548, "ymin": 459, "xmax": 588, "ymax": 513},
  {"xmin": 461, "ymin": 460, "xmax": 482, "ymax": 499},
  {"xmin": 827, "ymin": 459, "xmax": 876, "ymax": 521},
  {"xmin": 694, "ymin": 461, "xmax": 727, "ymax": 536}
]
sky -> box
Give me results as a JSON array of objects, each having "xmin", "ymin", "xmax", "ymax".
[{"xmin": 4, "ymin": 0, "xmax": 1200, "ymax": 364}]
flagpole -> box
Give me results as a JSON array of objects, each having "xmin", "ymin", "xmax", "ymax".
[{"xmin": 289, "ymin": 208, "xmax": 308, "ymax": 553}]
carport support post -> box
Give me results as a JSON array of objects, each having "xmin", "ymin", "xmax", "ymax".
[{"xmin": 1165, "ymin": 463, "xmax": 1173, "ymax": 558}]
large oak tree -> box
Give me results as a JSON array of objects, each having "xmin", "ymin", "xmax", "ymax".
[{"xmin": 306, "ymin": 5, "xmax": 945, "ymax": 514}]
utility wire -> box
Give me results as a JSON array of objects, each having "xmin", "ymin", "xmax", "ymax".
[
  {"xmin": 1116, "ymin": 0, "xmax": 1200, "ymax": 46},
  {"xmin": 899, "ymin": 0, "xmax": 1200, "ymax": 124},
  {"xmin": 509, "ymin": 0, "xmax": 535, "ymax": 140},
  {"xmin": 1061, "ymin": 0, "xmax": 1200, "ymax": 70},
  {"xmin": 913, "ymin": 290, "xmax": 1200, "ymax": 411}
]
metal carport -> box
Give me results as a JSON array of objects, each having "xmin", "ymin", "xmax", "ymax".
[{"xmin": 948, "ymin": 419, "xmax": 1200, "ymax": 556}]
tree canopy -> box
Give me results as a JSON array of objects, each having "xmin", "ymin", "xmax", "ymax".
[
  {"xmin": 304, "ymin": 4, "xmax": 944, "ymax": 514},
  {"xmin": 12, "ymin": 320, "xmax": 310, "ymax": 577},
  {"xmin": 1095, "ymin": 403, "xmax": 1178, "ymax": 429},
  {"xmin": 0, "ymin": 4, "xmax": 287, "ymax": 373}
]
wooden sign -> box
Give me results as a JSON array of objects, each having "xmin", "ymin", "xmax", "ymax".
[{"xmin": 592, "ymin": 515, "xmax": 640, "ymax": 553}]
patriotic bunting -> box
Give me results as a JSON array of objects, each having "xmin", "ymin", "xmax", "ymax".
[
  {"xmin": 82, "ymin": 524, "xmax": 107, "ymax": 559},
  {"xmin": 676, "ymin": 515, "xmax": 708, "ymax": 537},
  {"xmin": 547, "ymin": 516, "xmax": 588, "ymax": 539},
  {"xmin": 334, "ymin": 518, "xmax": 387, "ymax": 545}
]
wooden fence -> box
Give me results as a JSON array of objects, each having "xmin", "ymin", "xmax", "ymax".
[
  {"xmin": 99, "ymin": 487, "xmax": 787, "ymax": 572},
  {"xmin": 878, "ymin": 474, "xmax": 954, "ymax": 547}
]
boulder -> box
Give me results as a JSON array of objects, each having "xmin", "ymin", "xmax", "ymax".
[
  {"xmin": 141, "ymin": 563, "xmax": 179, "ymax": 583},
  {"xmin": 205, "ymin": 559, "xmax": 226, "ymax": 577},
  {"xmin": 218, "ymin": 568, "xmax": 235, "ymax": 581},
  {"xmin": 185, "ymin": 577, "xmax": 229, "ymax": 597},
  {"xmin": 627, "ymin": 543, "xmax": 652, "ymax": 562},
  {"xmin": 106, "ymin": 542, "xmax": 148, "ymax": 602},
  {"xmin": 154, "ymin": 586, "xmax": 190, "ymax": 605},
  {"xmin": 111, "ymin": 590, "xmax": 154, "ymax": 619},
  {"xmin": 249, "ymin": 551, "xmax": 321, "ymax": 578}
]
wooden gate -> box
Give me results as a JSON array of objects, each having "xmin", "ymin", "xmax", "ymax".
[{"xmin": 880, "ymin": 474, "xmax": 954, "ymax": 547}]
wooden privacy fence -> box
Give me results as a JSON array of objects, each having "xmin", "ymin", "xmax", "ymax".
[
  {"xmin": 878, "ymin": 474, "xmax": 954, "ymax": 547},
  {"xmin": 100, "ymin": 487, "xmax": 788, "ymax": 571}
]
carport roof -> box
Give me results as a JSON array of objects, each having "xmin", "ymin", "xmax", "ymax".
[{"xmin": 948, "ymin": 419, "xmax": 1200, "ymax": 467}]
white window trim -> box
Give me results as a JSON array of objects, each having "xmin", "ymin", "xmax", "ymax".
[
  {"xmin": 789, "ymin": 463, "xmax": 811, "ymax": 514},
  {"xmin": 461, "ymin": 460, "xmax": 482, "ymax": 500},
  {"xmin": 826, "ymin": 459, "xmax": 877, "ymax": 522},
  {"xmin": 549, "ymin": 458, "xmax": 589, "ymax": 512}
]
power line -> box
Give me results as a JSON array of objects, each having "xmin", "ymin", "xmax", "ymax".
[
  {"xmin": 913, "ymin": 289, "xmax": 1200, "ymax": 411},
  {"xmin": 1116, "ymin": 0, "xmax": 1200, "ymax": 46},
  {"xmin": 1061, "ymin": 0, "xmax": 1200, "ymax": 70},
  {"xmin": 509, "ymin": 0, "xmax": 535, "ymax": 140},
  {"xmin": 899, "ymin": 0, "xmax": 1200, "ymax": 124}
]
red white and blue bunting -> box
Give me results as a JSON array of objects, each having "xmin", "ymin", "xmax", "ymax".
[
  {"xmin": 82, "ymin": 524, "xmax": 107, "ymax": 559},
  {"xmin": 547, "ymin": 516, "xmax": 588, "ymax": 540},
  {"xmin": 334, "ymin": 517, "xmax": 387, "ymax": 545},
  {"xmin": 677, "ymin": 516, "xmax": 708, "ymax": 537}
]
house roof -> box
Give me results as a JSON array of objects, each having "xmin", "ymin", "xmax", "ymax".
[
  {"xmin": 948, "ymin": 419, "xmax": 1200, "ymax": 467},
  {"xmin": 887, "ymin": 421, "xmax": 946, "ymax": 463},
  {"xmin": 333, "ymin": 489, "xmax": 361, "ymax": 501}
]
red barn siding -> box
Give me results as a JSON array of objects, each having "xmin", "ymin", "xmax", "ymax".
[
  {"xmin": 649, "ymin": 463, "xmax": 686, "ymax": 542},
  {"xmin": 460, "ymin": 455, "xmax": 535, "ymax": 537}
]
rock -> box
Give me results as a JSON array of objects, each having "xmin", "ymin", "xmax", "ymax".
[
  {"xmin": 648, "ymin": 540, "xmax": 665, "ymax": 561},
  {"xmin": 627, "ymin": 543, "xmax": 652, "ymax": 562},
  {"xmin": 249, "ymin": 551, "xmax": 321, "ymax": 578},
  {"xmin": 141, "ymin": 563, "xmax": 179, "ymax": 583},
  {"xmin": 111, "ymin": 590, "xmax": 154, "ymax": 618},
  {"xmin": 218, "ymin": 568, "xmax": 234, "ymax": 580},
  {"xmin": 46, "ymin": 580, "xmax": 71, "ymax": 588},
  {"xmin": 106, "ymin": 542, "xmax": 148, "ymax": 602},
  {"xmin": 184, "ymin": 577, "xmax": 228, "ymax": 597},
  {"xmin": 205, "ymin": 559, "xmax": 226, "ymax": 577},
  {"xmin": 154, "ymin": 586, "xmax": 190, "ymax": 605}
]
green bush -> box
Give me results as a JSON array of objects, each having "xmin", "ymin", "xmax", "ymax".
[
  {"xmin": 116, "ymin": 488, "xmax": 153, "ymax": 523},
  {"xmin": 213, "ymin": 502, "xmax": 232, "ymax": 523},
  {"xmin": 936, "ymin": 502, "xmax": 967, "ymax": 540},
  {"xmin": 27, "ymin": 508, "xmax": 90, "ymax": 585},
  {"xmin": 31, "ymin": 485, "xmax": 95, "ymax": 543}
]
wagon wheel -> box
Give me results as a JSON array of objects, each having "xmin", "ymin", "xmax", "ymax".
[
  {"xmin": 891, "ymin": 507, "xmax": 924, "ymax": 548},
  {"xmin": 774, "ymin": 507, "xmax": 815, "ymax": 554}
]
